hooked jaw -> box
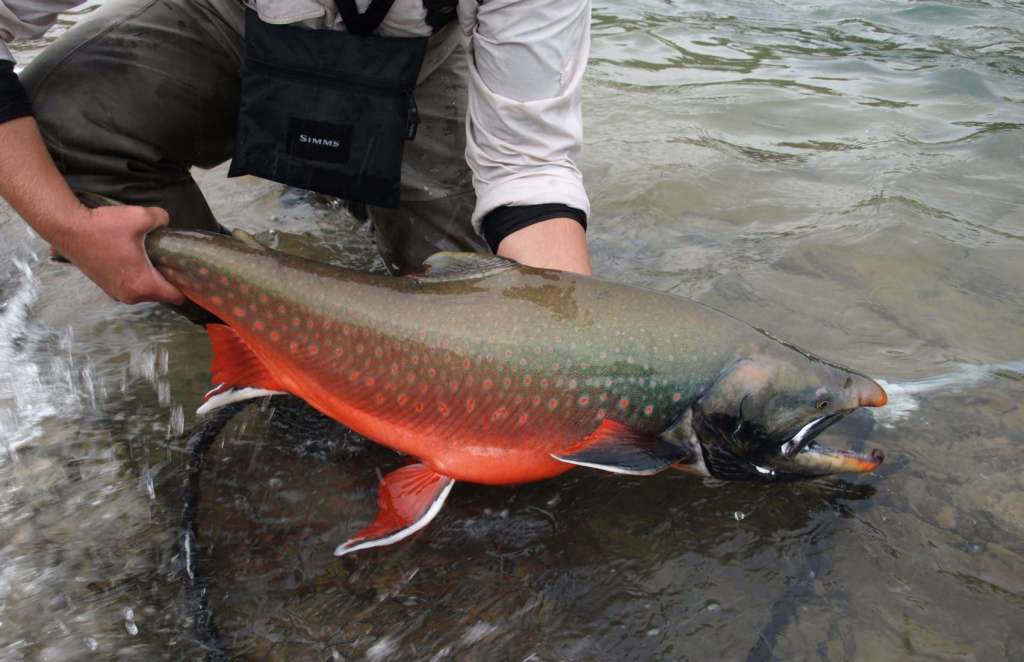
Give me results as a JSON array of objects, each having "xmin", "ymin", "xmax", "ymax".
[{"xmin": 783, "ymin": 379, "xmax": 889, "ymax": 476}]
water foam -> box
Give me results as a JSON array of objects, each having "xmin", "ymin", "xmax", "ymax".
[{"xmin": 874, "ymin": 361, "xmax": 1024, "ymax": 427}]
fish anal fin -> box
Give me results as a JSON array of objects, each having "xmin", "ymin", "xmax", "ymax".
[
  {"xmin": 334, "ymin": 464, "xmax": 454, "ymax": 557},
  {"xmin": 414, "ymin": 252, "xmax": 518, "ymax": 282},
  {"xmin": 552, "ymin": 419, "xmax": 692, "ymax": 476},
  {"xmin": 199, "ymin": 324, "xmax": 288, "ymax": 413}
]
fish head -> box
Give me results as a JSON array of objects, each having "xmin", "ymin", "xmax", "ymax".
[{"xmin": 689, "ymin": 346, "xmax": 887, "ymax": 481}]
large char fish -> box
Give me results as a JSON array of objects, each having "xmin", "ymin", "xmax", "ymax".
[{"xmin": 146, "ymin": 229, "xmax": 888, "ymax": 556}]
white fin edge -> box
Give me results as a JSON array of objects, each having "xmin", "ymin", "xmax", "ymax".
[
  {"xmin": 196, "ymin": 387, "xmax": 287, "ymax": 415},
  {"xmin": 550, "ymin": 454, "xmax": 665, "ymax": 476},
  {"xmin": 334, "ymin": 478, "xmax": 455, "ymax": 557}
]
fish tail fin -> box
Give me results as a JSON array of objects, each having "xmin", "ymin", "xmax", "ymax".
[
  {"xmin": 197, "ymin": 324, "xmax": 288, "ymax": 415},
  {"xmin": 334, "ymin": 464, "xmax": 454, "ymax": 557}
]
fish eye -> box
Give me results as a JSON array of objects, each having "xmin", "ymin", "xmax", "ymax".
[{"xmin": 815, "ymin": 398, "xmax": 830, "ymax": 410}]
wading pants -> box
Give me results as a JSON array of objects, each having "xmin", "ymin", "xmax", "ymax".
[{"xmin": 20, "ymin": 0, "xmax": 486, "ymax": 274}]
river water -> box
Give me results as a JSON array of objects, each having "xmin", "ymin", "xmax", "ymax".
[{"xmin": 1, "ymin": 1, "xmax": 1022, "ymax": 659}]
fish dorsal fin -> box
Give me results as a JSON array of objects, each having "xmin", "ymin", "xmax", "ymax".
[
  {"xmin": 552, "ymin": 419, "xmax": 693, "ymax": 476},
  {"xmin": 415, "ymin": 252, "xmax": 518, "ymax": 282},
  {"xmin": 197, "ymin": 324, "xmax": 289, "ymax": 414}
]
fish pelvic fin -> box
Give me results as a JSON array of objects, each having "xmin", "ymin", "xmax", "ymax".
[
  {"xmin": 552, "ymin": 419, "xmax": 693, "ymax": 476},
  {"xmin": 198, "ymin": 324, "xmax": 288, "ymax": 414},
  {"xmin": 334, "ymin": 464, "xmax": 455, "ymax": 557}
]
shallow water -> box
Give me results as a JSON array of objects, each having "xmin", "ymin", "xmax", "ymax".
[{"xmin": 2, "ymin": 1, "xmax": 1023, "ymax": 659}]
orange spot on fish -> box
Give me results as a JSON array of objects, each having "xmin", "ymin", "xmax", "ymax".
[
  {"xmin": 619, "ymin": 398, "xmax": 630, "ymax": 409},
  {"xmin": 289, "ymin": 342, "xmax": 299, "ymax": 353},
  {"xmin": 308, "ymin": 346, "xmax": 319, "ymax": 356},
  {"xmin": 596, "ymin": 409, "xmax": 606, "ymax": 419},
  {"xmin": 491, "ymin": 407, "xmax": 509, "ymax": 422},
  {"xmin": 548, "ymin": 399, "xmax": 559, "ymax": 411},
  {"xmin": 428, "ymin": 367, "xmax": 437, "ymax": 378},
  {"xmin": 517, "ymin": 413, "xmax": 529, "ymax": 426},
  {"xmin": 253, "ymin": 321, "xmax": 265, "ymax": 331},
  {"xmin": 462, "ymin": 358, "xmax": 471, "ymax": 369},
  {"xmin": 466, "ymin": 398, "xmax": 476, "ymax": 413},
  {"xmin": 233, "ymin": 306, "xmax": 246, "ymax": 318},
  {"xmin": 291, "ymin": 317, "xmax": 301, "ymax": 327},
  {"xmin": 270, "ymin": 331, "xmax": 281, "ymax": 342},
  {"xmin": 259, "ymin": 293, "xmax": 269, "ymax": 303},
  {"xmin": 483, "ymin": 379, "xmax": 493, "ymax": 391},
  {"xmin": 523, "ymin": 375, "xmax": 533, "ymax": 386},
  {"xmin": 450, "ymin": 380, "xmax": 459, "ymax": 392},
  {"xmin": 334, "ymin": 347, "xmax": 344, "ymax": 357},
  {"xmin": 414, "ymin": 403, "xmax": 424, "ymax": 413},
  {"xmin": 437, "ymin": 402, "xmax": 450, "ymax": 416},
  {"xmin": 578, "ymin": 395, "xmax": 590, "ymax": 406},
  {"xmin": 365, "ymin": 377, "xmax": 375, "ymax": 387},
  {"xmin": 211, "ymin": 296, "xmax": 223, "ymax": 306},
  {"xmin": 375, "ymin": 394, "xmax": 385, "ymax": 405},
  {"xmin": 503, "ymin": 377, "xmax": 511, "ymax": 388},
  {"xmin": 348, "ymin": 371, "xmax": 360, "ymax": 381},
  {"xmin": 532, "ymin": 396, "xmax": 541, "ymax": 407},
  {"xmin": 643, "ymin": 405, "xmax": 654, "ymax": 416},
  {"xmin": 673, "ymin": 392, "xmax": 682, "ymax": 402},
  {"xmin": 398, "ymin": 394, "xmax": 408, "ymax": 406}
]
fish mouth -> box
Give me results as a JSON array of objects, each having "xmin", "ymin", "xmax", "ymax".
[
  {"xmin": 781, "ymin": 414, "xmax": 884, "ymax": 475},
  {"xmin": 790, "ymin": 440, "xmax": 885, "ymax": 474}
]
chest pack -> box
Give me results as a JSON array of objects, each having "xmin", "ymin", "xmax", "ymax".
[{"xmin": 229, "ymin": 0, "xmax": 448, "ymax": 208}]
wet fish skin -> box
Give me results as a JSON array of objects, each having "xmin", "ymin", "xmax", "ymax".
[{"xmin": 145, "ymin": 229, "xmax": 886, "ymax": 552}]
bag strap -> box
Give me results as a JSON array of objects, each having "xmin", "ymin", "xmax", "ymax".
[{"xmin": 335, "ymin": 0, "xmax": 398, "ymax": 35}]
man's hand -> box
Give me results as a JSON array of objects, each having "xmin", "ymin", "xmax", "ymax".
[
  {"xmin": 0, "ymin": 116, "xmax": 183, "ymax": 305},
  {"xmin": 56, "ymin": 205, "xmax": 184, "ymax": 305},
  {"xmin": 495, "ymin": 217, "xmax": 592, "ymax": 276}
]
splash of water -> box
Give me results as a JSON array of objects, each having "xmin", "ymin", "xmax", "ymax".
[
  {"xmin": 0, "ymin": 258, "xmax": 59, "ymax": 457},
  {"xmin": 874, "ymin": 360, "xmax": 1024, "ymax": 427}
]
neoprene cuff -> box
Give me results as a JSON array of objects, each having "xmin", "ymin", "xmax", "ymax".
[
  {"xmin": 480, "ymin": 203, "xmax": 587, "ymax": 253},
  {"xmin": 0, "ymin": 61, "xmax": 33, "ymax": 125}
]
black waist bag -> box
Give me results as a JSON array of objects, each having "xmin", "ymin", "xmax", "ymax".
[{"xmin": 229, "ymin": 9, "xmax": 426, "ymax": 208}]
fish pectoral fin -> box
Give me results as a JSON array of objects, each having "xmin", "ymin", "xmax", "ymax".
[
  {"xmin": 552, "ymin": 419, "xmax": 692, "ymax": 476},
  {"xmin": 334, "ymin": 464, "xmax": 455, "ymax": 557},
  {"xmin": 197, "ymin": 324, "xmax": 288, "ymax": 414},
  {"xmin": 414, "ymin": 252, "xmax": 518, "ymax": 282}
]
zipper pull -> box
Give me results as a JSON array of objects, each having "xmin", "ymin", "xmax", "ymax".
[{"xmin": 405, "ymin": 90, "xmax": 419, "ymax": 140}]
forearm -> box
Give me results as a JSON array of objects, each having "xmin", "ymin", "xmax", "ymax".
[
  {"xmin": 496, "ymin": 217, "xmax": 591, "ymax": 276},
  {"xmin": 0, "ymin": 115, "xmax": 90, "ymax": 250}
]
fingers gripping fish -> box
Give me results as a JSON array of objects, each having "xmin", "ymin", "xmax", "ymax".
[{"xmin": 146, "ymin": 230, "xmax": 888, "ymax": 556}]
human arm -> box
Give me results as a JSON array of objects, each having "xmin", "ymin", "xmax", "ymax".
[
  {"xmin": 459, "ymin": 0, "xmax": 593, "ymax": 275},
  {"xmin": 0, "ymin": 52, "xmax": 183, "ymax": 304}
]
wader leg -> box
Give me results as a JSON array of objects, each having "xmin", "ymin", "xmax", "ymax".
[
  {"xmin": 19, "ymin": 0, "xmax": 246, "ymax": 232},
  {"xmin": 367, "ymin": 25, "xmax": 489, "ymax": 275}
]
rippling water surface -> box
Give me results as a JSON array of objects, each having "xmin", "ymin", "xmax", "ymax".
[{"xmin": 1, "ymin": 1, "xmax": 1022, "ymax": 659}]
